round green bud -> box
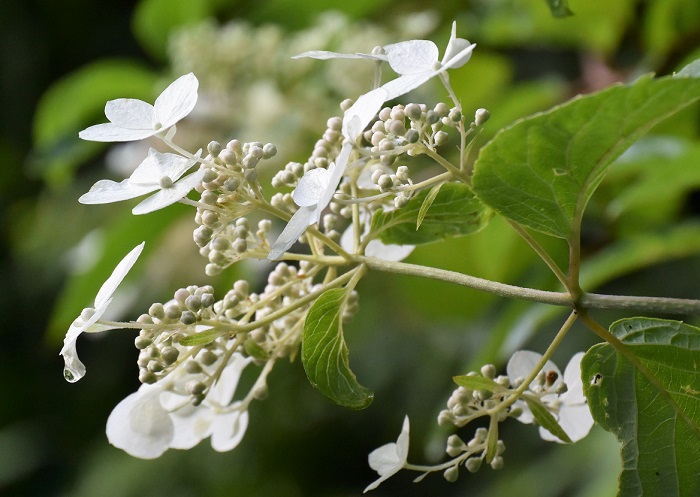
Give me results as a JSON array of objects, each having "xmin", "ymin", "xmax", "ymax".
[
  {"xmin": 161, "ymin": 346, "xmax": 179, "ymax": 365},
  {"xmin": 443, "ymin": 465, "xmax": 459, "ymax": 482}
]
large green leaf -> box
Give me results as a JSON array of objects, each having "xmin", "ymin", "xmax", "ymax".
[
  {"xmin": 302, "ymin": 288, "xmax": 373, "ymax": 410},
  {"xmin": 472, "ymin": 73, "xmax": 700, "ymax": 240},
  {"xmin": 581, "ymin": 318, "xmax": 700, "ymax": 497},
  {"xmin": 371, "ymin": 183, "xmax": 491, "ymax": 245}
]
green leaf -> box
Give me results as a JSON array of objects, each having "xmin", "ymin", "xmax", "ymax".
[
  {"xmin": 581, "ymin": 318, "xmax": 700, "ymax": 497},
  {"xmin": 302, "ymin": 288, "xmax": 373, "ymax": 410},
  {"xmin": 523, "ymin": 396, "xmax": 573, "ymax": 444},
  {"xmin": 472, "ymin": 74, "xmax": 700, "ymax": 240},
  {"xmin": 371, "ymin": 183, "xmax": 491, "ymax": 245},
  {"xmin": 244, "ymin": 338, "xmax": 270, "ymax": 361},
  {"xmin": 179, "ymin": 328, "xmax": 222, "ymax": 347},
  {"xmin": 544, "ymin": 0, "xmax": 574, "ymax": 18},
  {"xmin": 453, "ymin": 374, "xmax": 506, "ymax": 393},
  {"xmin": 416, "ymin": 182, "xmax": 443, "ymax": 230}
]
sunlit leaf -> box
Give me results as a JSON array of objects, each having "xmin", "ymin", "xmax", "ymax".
[
  {"xmin": 371, "ymin": 183, "xmax": 491, "ymax": 245},
  {"xmin": 472, "ymin": 74, "xmax": 700, "ymax": 240},
  {"xmin": 302, "ymin": 288, "xmax": 373, "ymax": 410},
  {"xmin": 581, "ymin": 318, "xmax": 700, "ymax": 497}
]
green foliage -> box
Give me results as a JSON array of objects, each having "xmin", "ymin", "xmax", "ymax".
[
  {"xmin": 371, "ymin": 182, "xmax": 491, "ymax": 245},
  {"xmin": 472, "ymin": 74, "xmax": 700, "ymax": 240},
  {"xmin": 544, "ymin": 0, "xmax": 574, "ymax": 18},
  {"xmin": 581, "ymin": 318, "xmax": 700, "ymax": 497},
  {"xmin": 179, "ymin": 328, "xmax": 221, "ymax": 346},
  {"xmin": 523, "ymin": 396, "xmax": 572, "ymax": 444},
  {"xmin": 453, "ymin": 374, "xmax": 505, "ymax": 393},
  {"xmin": 302, "ymin": 288, "xmax": 373, "ymax": 410}
]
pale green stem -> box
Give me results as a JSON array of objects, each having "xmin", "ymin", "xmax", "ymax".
[
  {"xmin": 423, "ymin": 148, "xmax": 471, "ymax": 183},
  {"xmin": 360, "ymin": 256, "xmax": 572, "ymax": 306},
  {"xmin": 508, "ymin": 221, "xmax": 570, "ymax": 291},
  {"xmin": 488, "ymin": 310, "xmax": 577, "ymax": 414}
]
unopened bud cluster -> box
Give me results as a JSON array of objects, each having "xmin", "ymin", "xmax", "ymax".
[
  {"xmin": 272, "ymin": 116, "xmax": 344, "ymax": 189},
  {"xmin": 443, "ymin": 427, "xmax": 506, "ymax": 481},
  {"xmin": 438, "ymin": 364, "xmax": 514, "ymax": 428}
]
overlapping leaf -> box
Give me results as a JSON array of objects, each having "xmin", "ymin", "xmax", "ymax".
[
  {"xmin": 581, "ymin": 318, "xmax": 700, "ymax": 497},
  {"xmin": 472, "ymin": 73, "xmax": 700, "ymax": 240},
  {"xmin": 371, "ymin": 182, "xmax": 491, "ymax": 245}
]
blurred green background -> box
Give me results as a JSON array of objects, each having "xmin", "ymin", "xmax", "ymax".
[{"xmin": 2, "ymin": 0, "xmax": 700, "ymax": 495}]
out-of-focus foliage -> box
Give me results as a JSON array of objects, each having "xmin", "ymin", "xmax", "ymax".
[{"xmin": 2, "ymin": 0, "xmax": 699, "ymax": 495}]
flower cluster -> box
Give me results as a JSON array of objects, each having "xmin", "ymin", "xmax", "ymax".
[
  {"xmin": 362, "ymin": 351, "xmax": 593, "ymax": 490},
  {"xmin": 62, "ymin": 18, "xmax": 596, "ymax": 495}
]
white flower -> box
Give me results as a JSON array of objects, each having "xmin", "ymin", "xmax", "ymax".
[
  {"xmin": 106, "ymin": 353, "xmax": 253, "ymax": 459},
  {"xmin": 165, "ymin": 354, "xmax": 254, "ymax": 452},
  {"xmin": 60, "ymin": 242, "xmax": 144, "ymax": 383},
  {"xmin": 340, "ymin": 214, "xmax": 414, "ymax": 261},
  {"xmin": 79, "ymin": 148, "xmax": 204, "ymax": 215},
  {"xmin": 380, "ymin": 21, "xmax": 475, "ymax": 100},
  {"xmin": 293, "ymin": 22, "xmax": 475, "ymax": 101},
  {"xmin": 507, "ymin": 351, "xmax": 594, "ymax": 443},
  {"xmin": 79, "ymin": 73, "xmax": 198, "ymax": 142},
  {"xmin": 106, "ymin": 383, "xmax": 174, "ymax": 459},
  {"xmin": 268, "ymin": 89, "xmax": 388, "ymax": 260},
  {"xmin": 364, "ymin": 416, "xmax": 410, "ymax": 493}
]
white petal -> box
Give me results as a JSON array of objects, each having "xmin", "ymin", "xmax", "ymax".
[
  {"xmin": 385, "ymin": 40, "xmax": 439, "ymax": 74},
  {"xmin": 267, "ymin": 206, "xmax": 317, "ymax": 260},
  {"xmin": 440, "ymin": 43, "xmax": 476, "ymax": 71},
  {"xmin": 558, "ymin": 404, "xmax": 595, "ymax": 442},
  {"xmin": 342, "ymin": 88, "xmax": 387, "ymax": 141},
  {"xmin": 78, "ymin": 123, "xmax": 159, "ymax": 142},
  {"xmin": 364, "ymin": 416, "xmax": 409, "ymax": 492},
  {"xmin": 293, "ymin": 167, "xmax": 331, "ymax": 206},
  {"xmin": 562, "ymin": 352, "xmax": 586, "ymax": 403},
  {"xmin": 441, "ymin": 22, "xmax": 473, "ymax": 68},
  {"xmin": 128, "ymin": 148, "xmax": 170, "ymax": 184},
  {"xmin": 210, "ymin": 409, "xmax": 249, "ymax": 452},
  {"xmin": 94, "ymin": 242, "xmax": 145, "ymax": 308},
  {"xmin": 208, "ymin": 354, "xmax": 254, "ymax": 405},
  {"xmin": 292, "ymin": 50, "xmax": 366, "ymax": 60},
  {"xmin": 381, "ymin": 72, "xmax": 433, "ymax": 101},
  {"xmin": 104, "ymin": 98, "xmax": 154, "ymax": 129},
  {"xmin": 79, "ymin": 179, "xmax": 156, "ymax": 204},
  {"xmin": 365, "ymin": 240, "xmax": 414, "ymax": 261},
  {"xmin": 153, "ymin": 73, "xmax": 199, "ymax": 129},
  {"xmin": 60, "ymin": 323, "xmax": 87, "ymax": 383},
  {"xmin": 395, "ymin": 415, "xmax": 410, "ymax": 462},
  {"xmin": 317, "ymin": 147, "xmax": 350, "ymax": 214},
  {"xmin": 131, "ymin": 169, "xmax": 205, "ymax": 215},
  {"xmin": 506, "ymin": 350, "xmax": 561, "ymax": 391},
  {"xmin": 106, "ymin": 385, "xmax": 174, "ymax": 459},
  {"xmin": 168, "ymin": 402, "xmax": 214, "ymax": 450}
]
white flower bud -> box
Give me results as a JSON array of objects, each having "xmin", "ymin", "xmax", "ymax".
[
  {"xmin": 465, "ymin": 457, "xmax": 482, "ymax": 473},
  {"xmin": 434, "ymin": 130, "xmax": 449, "ymax": 146},
  {"xmin": 475, "ymin": 108, "xmax": 490, "ymax": 126},
  {"xmin": 443, "ymin": 465, "xmax": 459, "ymax": 482}
]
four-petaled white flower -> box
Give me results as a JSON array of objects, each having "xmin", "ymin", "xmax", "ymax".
[
  {"xmin": 364, "ymin": 415, "xmax": 410, "ymax": 493},
  {"xmin": 294, "ymin": 22, "xmax": 475, "ymax": 101},
  {"xmin": 106, "ymin": 353, "xmax": 253, "ymax": 459},
  {"xmin": 507, "ymin": 351, "xmax": 594, "ymax": 443},
  {"xmin": 79, "ymin": 148, "xmax": 204, "ymax": 215},
  {"xmin": 60, "ymin": 242, "xmax": 145, "ymax": 383},
  {"xmin": 79, "ymin": 73, "xmax": 198, "ymax": 142}
]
